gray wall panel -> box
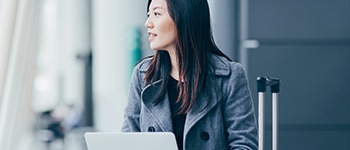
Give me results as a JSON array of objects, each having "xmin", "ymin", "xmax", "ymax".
[
  {"xmin": 247, "ymin": 45, "xmax": 350, "ymax": 149},
  {"xmin": 246, "ymin": 1, "xmax": 350, "ymax": 149},
  {"xmin": 280, "ymin": 131, "xmax": 350, "ymax": 149},
  {"xmin": 248, "ymin": 45, "xmax": 350, "ymax": 125},
  {"xmin": 249, "ymin": 0, "xmax": 350, "ymax": 39},
  {"xmin": 261, "ymin": 130, "xmax": 350, "ymax": 150}
]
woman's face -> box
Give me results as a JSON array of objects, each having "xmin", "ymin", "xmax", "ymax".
[{"xmin": 145, "ymin": 0, "xmax": 177, "ymax": 52}]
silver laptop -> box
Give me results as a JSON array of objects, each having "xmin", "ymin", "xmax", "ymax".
[{"xmin": 84, "ymin": 132, "xmax": 178, "ymax": 150}]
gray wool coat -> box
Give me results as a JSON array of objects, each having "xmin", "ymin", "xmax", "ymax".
[{"xmin": 122, "ymin": 54, "xmax": 258, "ymax": 150}]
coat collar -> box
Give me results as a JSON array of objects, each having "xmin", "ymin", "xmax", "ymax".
[{"xmin": 139, "ymin": 54, "xmax": 231, "ymax": 132}]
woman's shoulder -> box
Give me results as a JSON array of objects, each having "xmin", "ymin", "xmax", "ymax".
[
  {"xmin": 134, "ymin": 55, "xmax": 154, "ymax": 72},
  {"xmin": 211, "ymin": 54, "xmax": 246, "ymax": 76}
]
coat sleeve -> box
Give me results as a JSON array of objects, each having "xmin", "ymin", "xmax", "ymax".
[
  {"xmin": 121, "ymin": 64, "xmax": 143, "ymax": 132},
  {"xmin": 223, "ymin": 63, "xmax": 258, "ymax": 150}
]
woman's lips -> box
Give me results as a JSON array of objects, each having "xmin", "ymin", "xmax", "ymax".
[{"xmin": 148, "ymin": 32, "xmax": 157, "ymax": 41}]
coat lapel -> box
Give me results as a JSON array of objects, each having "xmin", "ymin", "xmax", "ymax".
[
  {"xmin": 141, "ymin": 79, "xmax": 173, "ymax": 132},
  {"xmin": 184, "ymin": 85, "xmax": 219, "ymax": 134},
  {"xmin": 184, "ymin": 55, "xmax": 230, "ymax": 134}
]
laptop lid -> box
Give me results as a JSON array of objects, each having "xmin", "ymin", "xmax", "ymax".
[{"xmin": 84, "ymin": 132, "xmax": 178, "ymax": 150}]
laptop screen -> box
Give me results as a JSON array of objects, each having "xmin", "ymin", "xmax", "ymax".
[{"xmin": 84, "ymin": 132, "xmax": 178, "ymax": 150}]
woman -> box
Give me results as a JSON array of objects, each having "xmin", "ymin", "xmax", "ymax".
[{"xmin": 122, "ymin": 0, "xmax": 258, "ymax": 149}]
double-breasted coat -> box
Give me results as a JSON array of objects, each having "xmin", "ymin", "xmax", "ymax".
[{"xmin": 122, "ymin": 54, "xmax": 258, "ymax": 150}]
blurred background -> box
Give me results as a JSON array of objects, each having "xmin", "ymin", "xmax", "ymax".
[{"xmin": 0, "ymin": 0, "xmax": 349, "ymax": 149}]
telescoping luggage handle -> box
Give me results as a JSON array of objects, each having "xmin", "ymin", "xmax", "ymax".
[{"xmin": 257, "ymin": 77, "xmax": 280, "ymax": 150}]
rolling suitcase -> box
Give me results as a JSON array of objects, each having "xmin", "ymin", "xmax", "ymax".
[{"xmin": 257, "ymin": 77, "xmax": 280, "ymax": 150}]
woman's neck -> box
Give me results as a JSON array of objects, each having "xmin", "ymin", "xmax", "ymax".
[{"xmin": 167, "ymin": 49, "xmax": 180, "ymax": 81}]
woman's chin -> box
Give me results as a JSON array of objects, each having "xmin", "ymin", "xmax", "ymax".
[{"xmin": 150, "ymin": 45, "xmax": 161, "ymax": 51}]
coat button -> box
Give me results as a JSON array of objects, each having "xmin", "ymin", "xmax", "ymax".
[
  {"xmin": 200, "ymin": 131, "xmax": 210, "ymax": 141},
  {"xmin": 148, "ymin": 126, "xmax": 156, "ymax": 132}
]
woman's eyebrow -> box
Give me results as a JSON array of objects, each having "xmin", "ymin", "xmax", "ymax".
[{"xmin": 149, "ymin": 6, "xmax": 164, "ymax": 12}]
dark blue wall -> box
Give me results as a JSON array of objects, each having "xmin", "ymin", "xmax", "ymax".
[{"xmin": 247, "ymin": 0, "xmax": 350, "ymax": 149}]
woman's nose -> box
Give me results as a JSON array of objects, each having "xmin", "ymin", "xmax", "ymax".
[{"xmin": 144, "ymin": 18, "xmax": 153, "ymax": 29}]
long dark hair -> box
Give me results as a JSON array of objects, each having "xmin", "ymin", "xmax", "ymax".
[{"xmin": 145, "ymin": 0, "xmax": 231, "ymax": 114}]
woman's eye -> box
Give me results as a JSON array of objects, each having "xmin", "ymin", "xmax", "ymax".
[{"xmin": 146, "ymin": 12, "xmax": 161, "ymax": 17}]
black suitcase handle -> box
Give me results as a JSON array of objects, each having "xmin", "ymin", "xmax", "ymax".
[{"xmin": 257, "ymin": 77, "xmax": 280, "ymax": 93}]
